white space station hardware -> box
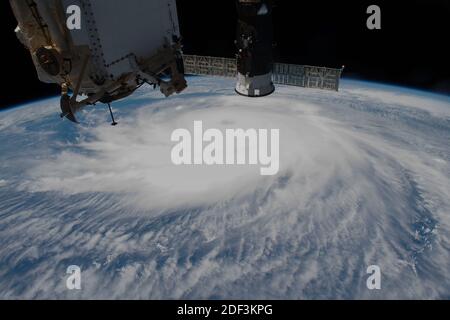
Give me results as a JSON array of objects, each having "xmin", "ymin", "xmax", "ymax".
[{"xmin": 10, "ymin": 0, "xmax": 187, "ymax": 123}]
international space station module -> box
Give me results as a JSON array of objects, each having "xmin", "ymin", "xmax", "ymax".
[
  {"xmin": 10, "ymin": 0, "xmax": 187, "ymax": 123},
  {"xmin": 9, "ymin": 0, "xmax": 344, "ymax": 124}
]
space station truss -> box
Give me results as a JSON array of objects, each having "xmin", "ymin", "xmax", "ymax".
[{"xmin": 183, "ymin": 55, "xmax": 344, "ymax": 91}]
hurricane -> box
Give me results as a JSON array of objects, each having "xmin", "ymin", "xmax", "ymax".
[{"xmin": 0, "ymin": 77, "xmax": 449, "ymax": 299}]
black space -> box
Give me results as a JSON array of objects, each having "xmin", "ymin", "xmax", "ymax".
[{"xmin": 1, "ymin": 0, "xmax": 449, "ymax": 109}]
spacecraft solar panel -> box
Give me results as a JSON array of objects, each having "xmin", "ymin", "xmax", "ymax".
[
  {"xmin": 183, "ymin": 55, "xmax": 237, "ymax": 78},
  {"xmin": 182, "ymin": 55, "xmax": 343, "ymax": 91},
  {"xmin": 273, "ymin": 63, "xmax": 343, "ymax": 91}
]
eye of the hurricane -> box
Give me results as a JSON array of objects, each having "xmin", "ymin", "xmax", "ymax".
[{"xmin": 23, "ymin": 92, "xmax": 341, "ymax": 210}]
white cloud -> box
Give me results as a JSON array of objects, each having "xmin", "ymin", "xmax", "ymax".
[{"xmin": 1, "ymin": 78, "xmax": 449, "ymax": 299}]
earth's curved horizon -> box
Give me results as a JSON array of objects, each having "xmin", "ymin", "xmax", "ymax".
[{"xmin": 0, "ymin": 77, "xmax": 449, "ymax": 299}]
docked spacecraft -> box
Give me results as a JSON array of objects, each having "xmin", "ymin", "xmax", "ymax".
[
  {"xmin": 184, "ymin": 0, "xmax": 344, "ymax": 93},
  {"xmin": 10, "ymin": 0, "xmax": 187, "ymax": 123},
  {"xmin": 235, "ymin": 0, "xmax": 275, "ymax": 97}
]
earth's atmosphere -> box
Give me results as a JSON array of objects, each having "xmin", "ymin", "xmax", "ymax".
[{"xmin": 0, "ymin": 77, "xmax": 449, "ymax": 299}]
